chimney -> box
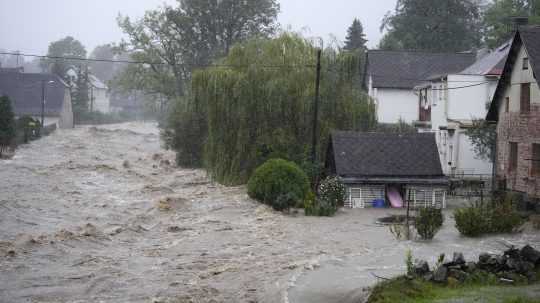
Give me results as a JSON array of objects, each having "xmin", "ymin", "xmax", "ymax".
[{"xmin": 512, "ymin": 16, "xmax": 529, "ymax": 30}]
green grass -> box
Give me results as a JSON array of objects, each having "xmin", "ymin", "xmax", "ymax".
[{"xmin": 367, "ymin": 276, "xmax": 540, "ymax": 303}]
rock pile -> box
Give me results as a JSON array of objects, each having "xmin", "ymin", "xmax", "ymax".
[{"xmin": 412, "ymin": 245, "xmax": 540, "ymax": 285}]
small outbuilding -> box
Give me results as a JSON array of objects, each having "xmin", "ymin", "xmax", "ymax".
[{"xmin": 326, "ymin": 131, "xmax": 448, "ymax": 209}]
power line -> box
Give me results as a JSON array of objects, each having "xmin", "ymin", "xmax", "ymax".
[
  {"xmin": 1, "ymin": 51, "xmax": 495, "ymax": 89},
  {"xmin": 0, "ymin": 51, "xmax": 316, "ymax": 69},
  {"xmin": 431, "ymin": 82, "xmax": 490, "ymax": 90}
]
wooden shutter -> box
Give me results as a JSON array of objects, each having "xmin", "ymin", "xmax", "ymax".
[{"xmin": 521, "ymin": 83, "xmax": 531, "ymax": 113}]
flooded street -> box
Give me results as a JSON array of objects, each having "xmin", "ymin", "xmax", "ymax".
[{"xmin": 1, "ymin": 123, "xmax": 539, "ymax": 303}]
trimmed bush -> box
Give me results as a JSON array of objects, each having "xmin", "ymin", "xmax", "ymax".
[
  {"xmin": 415, "ymin": 208, "xmax": 444, "ymax": 240},
  {"xmin": 247, "ymin": 158, "xmax": 310, "ymax": 211}
]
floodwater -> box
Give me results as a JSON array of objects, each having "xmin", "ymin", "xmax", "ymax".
[{"xmin": 0, "ymin": 123, "xmax": 539, "ymax": 303}]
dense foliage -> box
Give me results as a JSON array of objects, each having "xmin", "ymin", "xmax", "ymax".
[
  {"xmin": 247, "ymin": 159, "xmax": 310, "ymax": 211},
  {"xmin": 379, "ymin": 0, "xmax": 482, "ymax": 52},
  {"xmin": 117, "ymin": 0, "xmax": 279, "ymax": 100},
  {"xmin": 484, "ymin": 0, "xmax": 540, "ymax": 49},
  {"xmin": 415, "ymin": 208, "xmax": 444, "ymax": 240},
  {"xmin": 41, "ymin": 36, "xmax": 87, "ymax": 81},
  {"xmin": 165, "ymin": 33, "xmax": 376, "ymax": 185},
  {"xmin": 454, "ymin": 195, "xmax": 524, "ymax": 237},
  {"xmin": 0, "ymin": 96, "xmax": 16, "ymax": 157}
]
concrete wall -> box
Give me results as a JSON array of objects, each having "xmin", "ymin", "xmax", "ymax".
[
  {"xmin": 496, "ymin": 44, "xmax": 540, "ymax": 198},
  {"xmin": 373, "ymin": 88, "xmax": 418, "ymax": 124}
]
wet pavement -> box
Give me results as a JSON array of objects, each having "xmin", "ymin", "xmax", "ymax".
[{"xmin": 0, "ymin": 123, "xmax": 539, "ymax": 303}]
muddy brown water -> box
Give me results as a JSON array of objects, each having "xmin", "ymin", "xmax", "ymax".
[{"xmin": 0, "ymin": 123, "xmax": 539, "ymax": 303}]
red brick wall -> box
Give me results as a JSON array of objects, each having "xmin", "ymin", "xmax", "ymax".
[{"xmin": 497, "ymin": 105, "xmax": 540, "ymax": 198}]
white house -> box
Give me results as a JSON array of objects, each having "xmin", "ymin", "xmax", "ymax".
[
  {"xmin": 414, "ymin": 42, "xmax": 510, "ymax": 176},
  {"xmin": 89, "ymin": 75, "xmax": 110, "ymax": 113},
  {"xmin": 364, "ymin": 50, "xmax": 476, "ymax": 124}
]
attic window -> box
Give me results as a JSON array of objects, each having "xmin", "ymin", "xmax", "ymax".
[{"xmin": 523, "ymin": 58, "xmax": 529, "ymax": 70}]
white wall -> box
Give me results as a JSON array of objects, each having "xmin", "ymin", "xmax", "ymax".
[
  {"xmin": 424, "ymin": 75, "xmax": 495, "ymax": 176},
  {"xmin": 91, "ymin": 88, "xmax": 110, "ymax": 114},
  {"xmin": 374, "ymin": 88, "xmax": 419, "ymax": 124},
  {"xmin": 501, "ymin": 45, "xmax": 540, "ymax": 114},
  {"xmin": 447, "ymin": 74, "xmax": 496, "ymax": 121}
]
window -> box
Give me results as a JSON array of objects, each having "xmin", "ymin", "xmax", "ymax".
[
  {"xmin": 509, "ymin": 142, "xmax": 518, "ymax": 172},
  {"xmin": 533, "ymin": 144, "xmax": 540, "ymax": 176},
  {"xmin": 523, "ymin": 57, "xmax": 529, "ymax": 70},
  {"xmin": 505, "ymin": 97, "xmax": 510, "ymax": 113},
  {"xmin": 521, "ymin": 83, "xmax": 531, "ymax": 113}
]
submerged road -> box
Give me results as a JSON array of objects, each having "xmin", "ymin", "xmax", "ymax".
[{"xmin": 1, "ymin": 123, "xmax": 539, "ymax": 303}]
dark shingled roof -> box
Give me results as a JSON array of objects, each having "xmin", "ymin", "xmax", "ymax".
[
  {"xmin": 0, "ymin": 71, "xmax": 68, "ymax": 116},
  {"xmin": 329, "ymin": 131, "xmax": 444, "ymax": 179},
  {"xmin": 487, "ymin": 26, "xmax": 540, "ymax": 121},
  {"xmin": 365, "ymin": 50, "xmax": 476, "ymax": 89}
]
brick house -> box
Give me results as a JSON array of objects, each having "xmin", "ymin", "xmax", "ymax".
[{"xmin": 487, "ymin": 26, "xmax": 540, "ymax": 201}]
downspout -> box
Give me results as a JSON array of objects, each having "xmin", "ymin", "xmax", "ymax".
[{"xmin": 492, "ymin": 130, "xmax": 498, "ymax": 192}]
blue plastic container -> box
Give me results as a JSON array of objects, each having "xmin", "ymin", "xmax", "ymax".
[{"xmin": 373, "ymin": 199, "xmax": 386, "ymax": 208}]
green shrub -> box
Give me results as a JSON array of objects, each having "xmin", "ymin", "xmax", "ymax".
[
  {"xmin": 454, "ymin": 205, "xmax": 490, "ymax": 237},
  {"xmin": 247, "ymin": 158, "xmax": 310, "ymax": 211},
  {"xmin": 454, "ymin": 196, "xmax": 523, "ymax": 237},
  {"xmin": 319, "ymin": 176, "xmax": 347, "ymax": 207},
  {"xmin": 490, "ymin": 197, "xmax": 524, "ymax": 233},
  {"xmin": 415, "ymin": 208, "xmax": 444, "ymax": 240},
  {"xmin": 305, "ymin": 197, "xmax": 339, "ymax": 217},
  {"xmin": 0, "ymin": 95, "xmax": 16, "ymax": 156}
]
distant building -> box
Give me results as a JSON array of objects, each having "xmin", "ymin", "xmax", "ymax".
[
  {"xmin": 325, "ymin": 132, "xmax": 448, "ymax": 209},
  {"xmin": 413, "ymin": 42, "xmax": 510, "ymax": 177},
  {"xmin": 89, "ymin": 75, "xmax": 110, "ymax": 113},
  {"xmin": 487, "ymin": 26, "xmax": 540, "ymax": 202},
  {"xmin": 66, "ymin": 68, "xmax": 111, "ymax": 114},
  {"xmin": 0, "ymin": 69, "xmax": 73, "ymax": 129},
  {"xmin": 364, "ymin": 50, "xmax": 476, "ymax": 124}
]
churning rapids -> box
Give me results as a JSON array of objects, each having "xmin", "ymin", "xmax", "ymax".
[{"xmin": 1, "ymin": 123, "xmax": 539, "ymax": 303}]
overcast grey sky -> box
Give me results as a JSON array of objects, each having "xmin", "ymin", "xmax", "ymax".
[{"xmin": 0, "ymin": 0, "xmax": 396, "ymax": 56}]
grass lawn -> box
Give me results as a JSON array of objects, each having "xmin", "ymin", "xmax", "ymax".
[{"xmin": 367, "ymin": 276, "xmax": 540, "ymax": 303}]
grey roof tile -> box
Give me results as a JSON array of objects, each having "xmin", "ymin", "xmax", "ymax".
[
  {"xmin": 0, "ymin": 71, "xmax": 68, "ymax": 116},
  {"xmin": 329, "ymin": 131, "xmax": 444, "ymax": 179},
  {"xmin": 366, "ymin": 50, "xmax": 476, "ymax": 89}
]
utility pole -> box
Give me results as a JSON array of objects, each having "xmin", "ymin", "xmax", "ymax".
[
  {"xmin": 90, "ymin": 85, "xmax": 94, "ymax": 113},
  {"xmin": 41, "ymin": 80, "xmax": 45, "ymax": 127},
  {"xmin": 311, "ymin": 49, "xmax": 322, "ymax": 164}
]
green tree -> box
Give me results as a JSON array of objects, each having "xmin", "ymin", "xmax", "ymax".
[
  {"xmin": 0, "ymin": 96, "xmax": 16, "ymax": 157},
  {"xmin": 89, "ymin": 44, "xmax": 116, "ymax": 82},
  {"xmin": 116, "ymin": 0, "xmax": 279, "ymax": 100},
  {"xmin": 483, "ymin": 0, "xmax": 540, "ymax": 49},
  {"xmin": 71, "ymin": 66, "xmax": 90, "ymax": 122},
  {"xmin": 344, "ymin": 18, "xmax": 368, "ymax": 51},
  {"xmin": 42, "ymin": 36, "xmax": 87, "ymax": 81},
  {"xmin": 379, "ymin": 0, "xmax": 482, "ymax": 52},
  {"xmin": 165, "ymin": 33, "xmax": 377, "ymax": 185},
  {"xmin": 466, "ymin": 119, "xmax": 497, "ymax": 162}
]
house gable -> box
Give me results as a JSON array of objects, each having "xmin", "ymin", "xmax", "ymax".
[{"xmin": 488, "ymin": 26, "xmax": 540, "ymax": 121}]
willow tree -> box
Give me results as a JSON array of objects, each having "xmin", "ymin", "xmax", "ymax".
[{"xmin": 168, "ymin": 33, "xmax": 376, "ymax": 185}]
